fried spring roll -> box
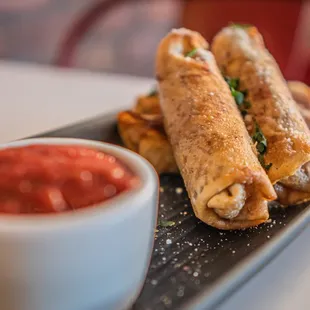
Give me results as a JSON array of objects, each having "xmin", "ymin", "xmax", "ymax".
[
  {"xmin": 156, "ymin": 28, "xmax": 276, "ymax": 229},
  {"xmin": 212, "ymin": 26, "xmax": 310, "ymax": 205}
]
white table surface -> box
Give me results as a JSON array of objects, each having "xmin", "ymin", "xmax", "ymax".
[{"xmin": 1, "ymin": 61, "xmax": 310, "ymax": 310}]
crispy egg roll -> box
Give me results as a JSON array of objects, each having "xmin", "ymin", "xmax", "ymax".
[
  {"xmin": 156, "ymin": 28, "xmax": 276, "ymax": 229},
  {"xmin": 212, "ymin": 26, "xmax": 310, "ymax": 205}
]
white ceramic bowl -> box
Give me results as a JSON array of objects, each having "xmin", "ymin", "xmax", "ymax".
[{"xmin": 0, "ymin": 138, "xmax": 159, "ymax": 310}]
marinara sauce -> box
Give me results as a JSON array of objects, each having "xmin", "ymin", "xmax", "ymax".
[{"xmin": 0, "ymin": 145, "xmax": 139, "ymax": 214}]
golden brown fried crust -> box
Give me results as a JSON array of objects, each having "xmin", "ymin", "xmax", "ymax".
[
  {"xmin": 274, "ymin": 183, "xmax": 310, "ymax": 206},
  {"xmin": 134, "ymin": 95, "xmax": 162, "ymax": 115},
  {"xmin": 117, "ymin": 111, "xmax": 178, "ymax": 174},
  {"xmin": 156, "ymin": 28, "xmax": 276, "ymax": 230},
  {"xmin": 139, "ymin": 129, "xmax": 178, "ymax": 174},
  {"xmin": 212, "ymin": 26, "xmax": 310, "ymax": 205}
]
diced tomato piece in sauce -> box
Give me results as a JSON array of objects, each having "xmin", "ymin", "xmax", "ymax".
[{"xmin": 0, "ymin": 145, "xmax": 139, "ymax": 214}]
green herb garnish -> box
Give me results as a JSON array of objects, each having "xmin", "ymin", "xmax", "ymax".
[
  {"xmin": 252, "ymin": 121, "xmax": 272, "ymax": 170},
  {"xmin": 225, "ymin": 77, "xmax": 239, "ymax": 90},
  {"xmin": 147, "ymin": 89, "xmax": 158, "ymax": 97},
  {"xmin": 230, "ymin": 23, "xmax": 253, "ymax": 29},
  {"xmin": 252, "ymin": 122, "xmax": 267, "ymax": 154},
  {"xmin": 232, "ymin": 89, "xmax": 244, "ymax": 105},
  {"xmin": 158, "ymin": 220, "xmax": 175, "ymax": 227},
  {"xmin": 265, "ymin": 163, "xmax": 272, "ymax": 171},
  {"xmin": 224, "ymin": 76, "xmax": 250, "ymax": 115},
  {"xmin": 186, "ymin": 48, "xmax": 198, "ymax": 58},
  {"xmin": 224, "ymin": 75, "xmax": 272, "ymax": 171},
  {"xmin": 258, "ymin": 154, "xmax": 272, "ymax": 171}
]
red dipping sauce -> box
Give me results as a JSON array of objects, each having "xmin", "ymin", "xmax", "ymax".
[{"xmin": 0, "ymin": 145, "xmax": 139, "ymax": 214}]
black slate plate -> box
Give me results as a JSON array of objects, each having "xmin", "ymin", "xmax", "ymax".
[{"xmin": 27, "ymin": 113, "xmax": 310, "ymax": 310}]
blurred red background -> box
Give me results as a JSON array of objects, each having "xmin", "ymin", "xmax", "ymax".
[
  {"xmin": 183, "ymin": 0, "xmax": 310, "ymax": 84},
  {"xmin": 0, "ymin": 0, "xmax": 308, "ymax": 83}
]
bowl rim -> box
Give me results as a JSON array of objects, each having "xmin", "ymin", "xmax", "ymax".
[{"xmin": 0, "ymin": 137, "xmax": 158, "ymax": 233}]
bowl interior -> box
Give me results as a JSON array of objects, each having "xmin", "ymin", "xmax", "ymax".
[{"xmin": 0, "ymin": 137, "xmax": 159, "ymax": 232}]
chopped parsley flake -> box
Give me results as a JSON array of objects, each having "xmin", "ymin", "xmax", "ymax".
[
  {"xmin": 232, "ymin": 89, "xmax": 244, "ymax": 105},
  {"xmin": 252, "ymin": 121, "xmax": 272, "ymax": 170},
  {"xmin": 225, "ymin": 74, "xmax": 272, "ymax": 171},
  {"xmin": 158, "ymin": 220, "xmax": 175, "ymax": 227},
  {"xmin": 252, "ymin": 122, "xmax": 267, "ymax": 154},
  {"xmin": 225, "ymin": 77, "xmax": 239, "ymax": 90},
  {"xmin": 224, "ymin": 76, "xmax": 250, "ymax": 116},
  {"xmin": 258, "ymin": 154, "xmax": 272, "ymax": 171},
  {"xmin": 186, "ymin": 48, "xmax": 198, "ymax": 58},
  {"xmin": 230, "ymin": 23, "xmax": 253, "ymax": 29}
]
